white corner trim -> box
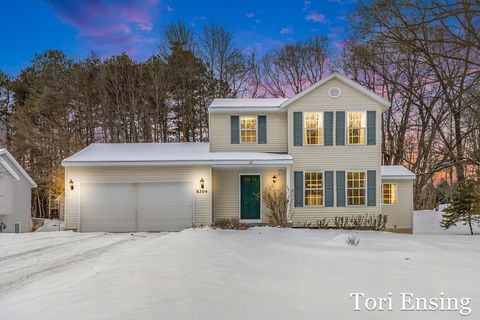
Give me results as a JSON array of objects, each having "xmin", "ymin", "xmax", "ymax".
[
  {"xmin": 0, "ymin": 158, "xmax": 20, "ymax": 181},
  {"xmin": 0, "ymin": 150, "xmax": 37, "ymax": 187}
]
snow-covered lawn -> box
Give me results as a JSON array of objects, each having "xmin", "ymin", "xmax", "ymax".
[
  {"xmin": 1, "ymin": 228, "xmax": 479, "ymax": 320},
  {"xmin": 414, "ymin": 210, "xmax": 480, "ymax": 235}
]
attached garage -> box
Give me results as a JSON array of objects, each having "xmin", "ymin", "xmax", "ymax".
[
  {"xmin": 79, "ymin": 181, "xmax": 194, "ymax": 232},
  {"xmin": 62, "ymin": 142, "xmax": 292, "ymax": 232}
]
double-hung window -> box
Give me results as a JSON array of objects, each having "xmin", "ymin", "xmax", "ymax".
[
  {"xmin": 382, "ymin": 183, "xmax": 397, "ymax": 204},
  {"xmin": 304, "ymin": 172, "xmax": 324, "ymax": 206},
  {"xmin": 304, "ymin": 112, "xmax": 323, "ymax": 145},
  {"xmin": 347, "ymin": 171, "xmax": 366, "ymax": 205},
  {"xmin": 347, "ymin": 112, "xmax": 366, "ymax": 144},
  {"xmin": 240, "ymin": 116, "xmax": 257, "ymax": 143}
]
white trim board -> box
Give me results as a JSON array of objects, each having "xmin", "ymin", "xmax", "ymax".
[{"xmin": 0, "ymin": 150, "xmax": 37, "ymax": 187}]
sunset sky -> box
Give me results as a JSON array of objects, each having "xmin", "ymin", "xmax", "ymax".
[{"xmin": 1, "ymin": 0, "xmax": 357, "ymax": 75}]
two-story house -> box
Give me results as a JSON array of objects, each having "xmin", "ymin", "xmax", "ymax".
[{"xmin": 62, "ymin": 73, "xmax": 415, "ymax": 233}]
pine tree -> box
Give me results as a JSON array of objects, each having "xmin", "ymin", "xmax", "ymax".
[{"xmin": 441, "ymin": 180, "xmax": 480, "ymax": 235}]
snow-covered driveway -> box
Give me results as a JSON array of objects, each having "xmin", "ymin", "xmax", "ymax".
[{"xmin": 0, "ymin": 228, "xmax": 479, "ymax": 320}]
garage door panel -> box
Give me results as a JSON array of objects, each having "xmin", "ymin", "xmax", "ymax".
[
  {"xmin": 81, "ymin": 218, "xmax": 137, "ymax": 233},
  {"xmin": 137, "ymin": 219, "xmax": 192, "ymax": 232},
  {"xmin": 80, "ymin": 181, "xmax": 193, "ymax": 232}
]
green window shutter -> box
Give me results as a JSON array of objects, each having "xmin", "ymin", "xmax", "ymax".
[
  {"xmin": 367, "ymin": 170, "xmax": 377, "ymax": 206},
  {"xmin": 336, "ymin": 111, "xmax": 345, "ymax": 146},
  {"xmin": 367, "ymin": 111, "xmax": 376, "ymax": 145},
  {"xmin": 293, "ymin": 112, "xmax": 303, "ymax": 146},
  {"xmin": 231, "ymin": 116, "xmax": 239, "ymax": 144},
  {"xmin": 258, "ymin": 115, "xmax": 267, "ymax": 144},
  {"xmin": 324, "ymin": 171, "xmax": 334, "ymax": 207},
  {"xmin": 336, "ymin": 171, "xmax": 346, "ymax": 206},
  {"xmin": 324, "ymin": 112, "xmax": 333, "ymax": 146},
  {"xmin": 294, "ymin": 171, "xmax": 304, "ymax": 207}
]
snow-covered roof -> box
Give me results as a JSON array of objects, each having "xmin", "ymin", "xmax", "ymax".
[
  {"xmin": 381, "ymin": 165, "xmax": 416, "ymax": 180},
  {"xmin": 209, "ymin": 98, "xmax": 288, "ymax": 113},
  {"xmin": 62, "ymin": 143, "xmax": 293, "ymax": 167},
  {"xmin": 209, "ymin": 73, "xmax": 390, "ymax": 113},
  {"xmin": 0, "ymin": 149, "xmax": 37, "ymax": 187}
]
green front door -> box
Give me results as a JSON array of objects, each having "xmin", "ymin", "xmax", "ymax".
[{"xmin": 240, "ymin": 175, "xmax": 261, "ymax": 220}]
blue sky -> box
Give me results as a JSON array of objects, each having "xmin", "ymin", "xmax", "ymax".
[{"xmin": 0, "ymin": 0, "xmax": 356, "ymax": 76}]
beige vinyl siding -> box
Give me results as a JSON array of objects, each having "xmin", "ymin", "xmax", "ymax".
[
  {"xmin": 287, "ymin": 78, "xmax": 383, "ymax": 222},
  {"xmin": 65, "ymin": 166, "xmax": 212, "ymax": 230},
  {"xmin": 209, "ymin": 112, "xmax": 288, "ymax": 152},
  {"xmin": 212, "ymin": 168, "xmax": 285, "ymax": 223},
  {"xmin": 381, "ymin": 179, "xmax": 413, "ymax": 230}
]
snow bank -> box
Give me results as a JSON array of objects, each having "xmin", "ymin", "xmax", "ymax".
[
  {"xmin": 414, "ymin": 210, "xmax": 480, "ymax": 235},
  {"xmin": 35, "ymin": 219, "xmax": 65, "ymax": 232}
]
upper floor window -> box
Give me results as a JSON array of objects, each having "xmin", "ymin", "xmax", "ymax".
[
  {"xmin": 240, "ymin": 116, "xmax": 257, "ymax": 143},
  {"xmin": 382, "ymin": 183, "xmax": 397, "ymax": 205},
  {"xmin": 304, "ymin": 112, "xmax": 323, "ymax": 145},
  {"xmin": 347, "ymin": 171, "xmax": 366, "ymax": 205},
  {"xmin": 347, "ymin": 112, "xmax": 366, "ymax": 145},
  {"xmin": 304, "ymin": 172, "xmax": 324, "ymax": 206}
]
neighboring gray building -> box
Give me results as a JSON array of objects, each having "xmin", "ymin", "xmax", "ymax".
[{"xmin": 0, "ymin": 149, "xmax": 37, "ymax": 233}]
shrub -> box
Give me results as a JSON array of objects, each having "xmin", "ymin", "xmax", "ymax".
[
  {"xmin": 212, "ymin": 218, "xmax": 249, "ymax": 230},
  {"xmin": 346, "ymin": 235, "xmax": 360, "ymax": 246},
  {"xmin": 316, "ymin": 218, "xmax": 329, "ymax": 229},
  {"xmin": 261, "ymin": 185, "xmax": 289, "ymax": 227},
  {"xmin": 295, "ymin": 214, "xmax": 388, "ymax": 230}
]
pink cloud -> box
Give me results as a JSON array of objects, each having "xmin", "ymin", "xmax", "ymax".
[
  {"xmin": 45, "ymin": 0, "xmax": 160, "ymax": 58},
  {"xmin": 333, "ymin": 40, "xmax": 351, "ymax": 50},
  {"xmin": 305, "ymin": 11, "xmax": 328, "ymax": 23}
]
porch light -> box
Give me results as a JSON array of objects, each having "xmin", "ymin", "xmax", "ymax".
[
  {"xmin": 69, "ymin": 179, "xmax": 74, "ymax": 191},
  {"xmin": 272, "ymin": 175, "xmax": 277, "ymax": 184},
  {"xmin": 200, "ymin": 178, "xmax": 205, "ymax": 189}
]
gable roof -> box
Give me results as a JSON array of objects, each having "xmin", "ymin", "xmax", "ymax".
[
  {"xmin": 208, "ymin": 73, "xmax": 391, "ymax": 112},
  {"xmin": 0, "ymin": 149, "xmax": 37, "ymax": 187},
  {"xmin": 62, "ymin": 143, "xmax": 293, "ymax": 167},
  {"xmin": 381, "ymin": 165, "xmax": 416, "ymax": 180},
  {"xmin": 280, "ymin": 72, "xmax": 390, "ymax": 110}
]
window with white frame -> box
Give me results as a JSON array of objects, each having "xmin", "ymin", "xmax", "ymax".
[
  {"xmin": 383, "ymin": 183, "xmax": 397, "ymax": 204},
  {"xmin": 303, "ymin": 112, "xmax": 323, "ymax": 145},
  {"xmin": 347, "ymin": 171, "xmax": 366, "ymax": 205},
  {"xmin": 347, "ymin": 112, "xmax": 366, "ymax": 144},
  {"xmin": 240, "ymin": 116, "xmax": 257, "ymax": 143},
  {"xmin": 304, "ymin": 172, "xmax": 324, "ymax": 206}
]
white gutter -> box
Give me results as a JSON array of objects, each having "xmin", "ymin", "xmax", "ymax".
[
  {"xmin": 381, "ymin": 175, "xmax": 416, "ymax": 180},
  {"xmin": 208, "ymin": 107, "xmax": 285, "ymax": 113},
  {"xmin": 62, "ymin": 159, "xmax": 294, "ymax": 167}
]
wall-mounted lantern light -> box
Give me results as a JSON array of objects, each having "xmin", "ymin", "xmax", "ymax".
[
  {"xmin": 272, "ymin": 175, "xmax": 277, "ymax": 184},
  {"xmin": 197, "ymin": 178, "xmax": 207, "ymax": 194},
  {"xmin": 69, "ymin": 179, "xmax": 74, "ymax": 191}
]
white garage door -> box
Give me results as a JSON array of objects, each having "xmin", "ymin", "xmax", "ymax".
[{"xmin": 80, "ymin": 181, "xmax": 194, "ymax": 232}]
